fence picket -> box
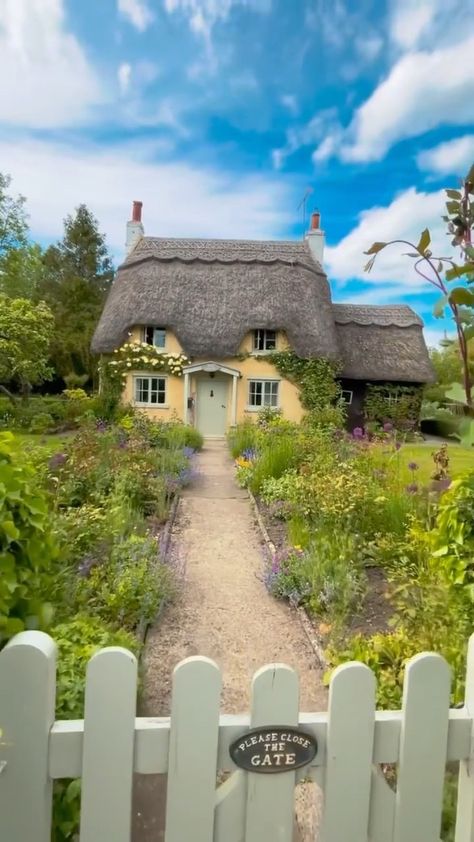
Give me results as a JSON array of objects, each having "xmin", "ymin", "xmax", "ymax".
[
  {"xmin": 244, "ymin": 664, "xmax": 299, "ymax": 842},
  {"xmin": 455, "ymin": 634, "xmax": 474, "ymax": 842},
  {"xmin": 393, "ymin": 653, "xmax": 451, "ymax": 842},
  {"xmin": 165, "ymin": 656, "xmax": 222, "ymax": 842},
  {"xmin": 320, "ymin": 661, "xmax": 376, "ymax": 842},
  {"xmin": 79, "ymin": 647, "xmax": 138, "ymax": 842},
  {"xmin": 0, "ymin": 631, "xmax": 56, "ymax": 842}
]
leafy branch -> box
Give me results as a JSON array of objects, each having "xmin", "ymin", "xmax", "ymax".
[{"xmin": 365, "ymin": 164, "xmax": 474, "ymax": 416}]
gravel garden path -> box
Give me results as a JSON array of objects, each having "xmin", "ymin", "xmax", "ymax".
[{"xmin": 133, "ymin": 439, "xmax": 326, "ymax": 841}]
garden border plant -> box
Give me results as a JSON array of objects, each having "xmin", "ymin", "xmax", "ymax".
[{"xmin": 1, "ymin": 411, "xmax": 201, "ymax": 840}]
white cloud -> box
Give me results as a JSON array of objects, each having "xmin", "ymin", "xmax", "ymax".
[
  {"xmin": 118, "ymin": 0, "xmax": 154, "ymax": 31},
  {"xmin": 417, "ymin": 135, "xmax": 474, "ymax": 176},
  {"xmin": 1, "ymin": 136, "xmax": 292, "ymax": 256},
  {"xmin": 118, "ymin": 62, "xmax": 132, "ymax": 95},
  {"xmin": 272, "ymin": 108, "xmax": 339, "ymax": 170},
  {"xmin": 390, "ymin": 2, "xmax": 435, "ymax": 49},
  {"xmin": 389, "ymin": 0, "xmax": 468, "ymax": 51},
  {"xmin": 0, "ymin": 0, "xmax": 101, "ymax": 128},
  {"xmin": 163, "ymin": 0, "xmax": 270, "ymax": 44},
  {"xmin": 423, "ymin": 327, "xmax": 450, "ymax": 348},
  {"xmin": 323, "ymin": 35, "xmax": 474, "ymax": 163},
  {"xmin": 280, "ymin": 95, "xmax": 298, "ymax": 115},
  {"xmin": 325, "ymin": 185, "xmax": 451, "ymax": 287}
]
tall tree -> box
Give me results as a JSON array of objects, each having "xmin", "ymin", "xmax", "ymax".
[
  {"xmin": 0, "ymin": 173, "xmax": 28, "ymax": 257},
  {"xmin": 38, "ymin": 205, "xmax": 114, "ymax": 381},
  {"xmin": 0, "ymin": 173, "xmax": 37, "ymax": 298},
  {"xmin": 0, "ymin": 295, "xmax": 54, "ymax": 401}
]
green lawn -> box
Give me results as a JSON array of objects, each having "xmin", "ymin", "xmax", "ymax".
[
  {"xmin": 399, "ymin": 442, "xmax": 474, "ymax": 484},
  {"xmin": 8, "ymin": 431, "xmax": 74, "ymax": 455}
]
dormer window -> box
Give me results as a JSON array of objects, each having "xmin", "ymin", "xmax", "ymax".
[
  {"xmin": 253, "ymin": 329, "xmax": 276, "ymax": 352},
  {"xmin": 143, "ymin": 326, "xmax": 166, "ymax": 348}
]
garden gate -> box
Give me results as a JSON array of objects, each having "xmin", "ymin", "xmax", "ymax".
[{"xmin": 1, "ymin": 631, "xmax": 474, "ymax": 841}]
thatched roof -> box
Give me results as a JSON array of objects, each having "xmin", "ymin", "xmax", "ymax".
[
  {"xmin": 91, "ymin": 238, "xmax": 340, "ymax": 359},
  {"xmin": 334, "ymin": 304, "xmax": 434, "ymax": 383},
  {"xmin": 91, "ymin": 237, "xmax": 434, "ymax": 383}
]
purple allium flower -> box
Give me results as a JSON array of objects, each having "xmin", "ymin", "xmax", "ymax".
[
  {"xmin": 48, "ymin": 452, "xmax": 67, "ymax": 470},
  {"xmin": 383, "ymin": 422, "xmax": 393, "ymax": 432},
  {"xmin": 406, "ymin": 483, "xmax": 419, "ymax": 494},
  {"xmin": 408, "ymin": 461, "xmax": 419, "ymax": 472},
  {"xmin": 395, "ymin": 442, "xmax": 402, "ymax": 451},
  {"xmin": 183, "ymin": 446, "xmax": 195, "ymax": 459},
  {"xmin": 96, "ymin": 419, "xmax": 107, "ymax": 433},
  {"xmin": 352, "ymin": 427, "xmax": 364, "ymax": 439}
]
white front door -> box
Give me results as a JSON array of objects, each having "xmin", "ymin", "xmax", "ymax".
[{"xmin": 196, "ymin": 377, "xmax": 228, "ymax": 436}]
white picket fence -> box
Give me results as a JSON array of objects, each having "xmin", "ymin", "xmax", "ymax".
[{"xmin": 1, "ymin": 632, "xmax": 474, "ymax": 842}]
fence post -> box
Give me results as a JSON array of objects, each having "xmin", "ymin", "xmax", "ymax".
[
  {"xmin": 394, "ymin": 653, "xmax": 451, "ymax": 842},
  {"xmin": 455, "ymin": 635, "xmax": 474, "ymax": 841},
  {"xmin": 165, "ymin": 656, "xmax": 222, "ymax": 842},
  {"xmin": 244, "ymin": 663, "xmax": 299, "ymax": 842},
  {"xmin": 79, "ymin": 647, "xmax": 138, "ymax": 842},
  {"xmin": 320, "ymin": 661, "xmax": 375, "ymax": 842},
  {"xmin": 0, "ymin": 631, "xmax": 56, "ymax": 842}
]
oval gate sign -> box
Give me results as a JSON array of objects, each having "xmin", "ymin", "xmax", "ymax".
[{"xmin": 229, "ymin": 727, "xmax": 317, "ymax": 774}]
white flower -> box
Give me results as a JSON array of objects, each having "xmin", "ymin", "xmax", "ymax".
[{"xmin": 126, "ymin": 362, "xmax": 132, "ymax": 367}]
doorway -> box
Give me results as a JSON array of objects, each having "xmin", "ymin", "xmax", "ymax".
[{"xmin": 196, "ymin": 377, "xmax": 228, "ymax": 436}]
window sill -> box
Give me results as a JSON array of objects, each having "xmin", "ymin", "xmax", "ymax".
[
  {"xmin": 133, "ymin": 403, "xmax": 170, "ymax": 409},
  {"xmin": 250, "ymin": 350, "xmax": 276, "ymax": 356},
  {"xmin": 245, "ymin": 405, "xmax": 279, "ymax": 412}
]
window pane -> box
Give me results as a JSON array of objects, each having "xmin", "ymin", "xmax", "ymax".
[
  {"xmin": 135, "ymin": 378, "xmax": 149, "ymax": 403},
  {"xmin": 262, "ymin": 381, "xmax": 278, "ymax": 407},
  {"xmin": 148, "ymin": 377, "xmax": 166, "ymax": 404},
  {"xmin": 264, "ymin": 330, "xmax": 276, "ymax": 350},
  {"xmin": 153, "ymin": 328, "xmax": 166, "ymax": 348},
  {"xmin": 254, "ymin": 330, "xmax": 264, "ymax": 351},
  {"xmin": 144, "ymin": 326, "xmax": 154, "ymax": 345},
  {"xmin": 249, "ymin": 381, "xmax": 263, "ymax": 406}
]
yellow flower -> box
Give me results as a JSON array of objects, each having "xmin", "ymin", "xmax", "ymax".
[
  {"xmin": 374, "ymin": 496, "xmax": 387, "ymax": 503},
  {"xmin": 318, "ymin": 622, "xmax": 332, "ymax": 636},
  {"xmin": 293, "ymin": 545, "xmax": 302, "ymax": 551}
]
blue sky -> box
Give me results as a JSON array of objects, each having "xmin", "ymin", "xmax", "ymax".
[{"xmin": 1, "ymin": 0, "xmax": 473, "ymax": 346}]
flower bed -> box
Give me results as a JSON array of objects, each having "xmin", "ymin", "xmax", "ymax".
[
  {"xmin": 1, "ymin": 412, "xmax": 202, "ymax": 839},
  {"xmin": 230, "ymin": 412, "xmax": 474, "ymax": 838}
]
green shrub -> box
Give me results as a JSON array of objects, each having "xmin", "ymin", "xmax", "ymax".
[
  {"xmin": 29, "ymin": 411, "xmax": 55, "ymax": 434},
  {"xmin": 228, "ymin": 421, "xmax": 258, "ymax": 459},
  {"xmin": 0, "ymin": 432, "xmax": 58, "ymax": 642},
  {"xmin": 250, "ymin": 435, "xmax": 298, "ymax": 494},
  {"xmin": 74, "ymin": 534, "xmax": 169, "ymax": 630},
  {"xmin": 269, "ymin": 531, "xmax": 366, "ymax": 631}
]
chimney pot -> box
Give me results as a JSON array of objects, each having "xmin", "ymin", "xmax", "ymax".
[
  {"xmin": 310, "ymin": 210, "xmax": 320, "ymax": 230},
  {"xmin": 132, "ymin": 201, "xmax": 143, "ymax": 222}
]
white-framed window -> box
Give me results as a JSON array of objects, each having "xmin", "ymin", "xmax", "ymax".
[
  {"xmin": 143, "ymin": 326, "xmax": 166, "ymax": 348},
  {"xmin": 253, "ymin": 329, "xmax": 276, "ymax": 352},
  {"xmin": 248, "ymin": 379, "xmax": 279, "ymax": 409},
  {"xmin": 341, "ymin": 389, "xmax": 353, "ymax": 405},
  {"xmin": 134, "ymin": 375, "xmax": 167, "ymax": 406}
]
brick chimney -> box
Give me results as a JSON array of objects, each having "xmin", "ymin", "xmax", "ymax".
[
  {"xmin": 126, "ymin": 200, "xmax": 144, "ymax": 254},
  {"xmin": 305, "ymin": 209, "xmax": 325, "ymax": 266}
]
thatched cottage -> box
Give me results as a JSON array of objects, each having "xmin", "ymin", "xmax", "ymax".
[{"xmin": 91, "ymin": 202, "xmax": 434, "ymax": 434}]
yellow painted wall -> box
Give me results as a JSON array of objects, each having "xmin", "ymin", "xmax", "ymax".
[{"xmin": 122, "ymin": 326, "xmax": 304, "ymax": 426}]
